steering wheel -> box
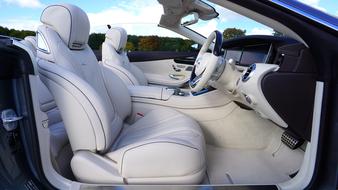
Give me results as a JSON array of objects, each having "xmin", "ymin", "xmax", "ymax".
[{"xmin": 189, "ymin": 30, "xmax": 223, "ymax": 92}]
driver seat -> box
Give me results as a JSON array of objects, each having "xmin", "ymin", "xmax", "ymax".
[
  {"xmin": 102, "ymin": 27, "xmax": 148, "ymax": 86},
  {"xmin": 36, "ymin": 4, "xmax": 206, "ymax": 184}
]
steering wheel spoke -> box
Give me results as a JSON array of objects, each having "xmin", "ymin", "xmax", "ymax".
[
  {"xmin": 189, "ymin": 68, "xmax": 204, "ymax": 88},
  {"xmin": 189, "ymin": 30, "xmax": 223, "ymax": 92}
]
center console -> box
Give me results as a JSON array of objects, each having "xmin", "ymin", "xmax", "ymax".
[{"xmin": 127, "ymin": 85, "xmax": 231, "ymax": 109}]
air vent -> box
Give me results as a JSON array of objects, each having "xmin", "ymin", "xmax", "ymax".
[{"xmin": 242, "ymin": 64, "xmax": 256, "ymax": 82}]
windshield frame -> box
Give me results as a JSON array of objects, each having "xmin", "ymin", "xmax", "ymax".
[{"xmin": 270, "ymin": 0, "xmax": 338, "ymax": 32}]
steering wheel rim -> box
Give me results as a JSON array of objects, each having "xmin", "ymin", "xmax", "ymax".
[{"xmin": 189, "ymin": 30, "xmax": 223, "ymax": 92}]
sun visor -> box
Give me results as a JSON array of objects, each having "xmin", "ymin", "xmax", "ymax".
[{"xmin": 158, "ymin": 0, "xmax": 218, "ymax": 27}]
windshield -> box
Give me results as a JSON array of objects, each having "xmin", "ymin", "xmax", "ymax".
[
  {"xmin": 186, "ymin": 2, "xmax": 276, "ymax": 40},
  {"xmin": 296, "ymin": 0, "xmax": 338, "ymax": 18},
  {"xmin": 186, "ymin": 0, "xmax": 337, "ymax": 39}
]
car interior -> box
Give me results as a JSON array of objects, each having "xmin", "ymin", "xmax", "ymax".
[{"xmin": 1, "ymin": 0, "xmax": 324, "ymax": 189}]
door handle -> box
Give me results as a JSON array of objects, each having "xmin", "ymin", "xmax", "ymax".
[{"xmin": 171, "ymin": 65, "xmax": 181, "ymax": 72}]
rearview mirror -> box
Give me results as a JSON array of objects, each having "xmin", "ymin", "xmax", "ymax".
[{"xmin": 181, "ymin": 12, "xmax": 199, "ymax": 26}]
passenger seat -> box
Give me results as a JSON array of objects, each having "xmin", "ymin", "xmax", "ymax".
[
  {"xmin": 101, "ymin": 27, "xmax": 148, "ymax": 86},
  {"xmin": 37, "ymin": 4, "xmax": 206, "ymax": 184},
  {"xmin": 21, "ymin": 37, "xmax": 73, "ymax": 179},
  {"xmin": 37, "ymin": 80, "xmax": 73, "ymax": 179}
]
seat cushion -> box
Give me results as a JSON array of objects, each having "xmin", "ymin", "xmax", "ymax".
[{"xmin": 106, "ymin": 108, "xmax": 206, "ymax": 184}]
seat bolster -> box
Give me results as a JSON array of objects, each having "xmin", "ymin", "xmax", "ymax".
[
  {"xmin": 102, "ymin": 33, "xmax": 148, "ymax": 86},
  {"xmin": 102, "ymin": 61, "xmax": 141, "ymax": 86},
  {"xmin": 129, "ymin": 63, "xmax": 148, "ymax": 86},
  {"xmin": 100, "ymin": 65, "xmax": 132, "ymax": 120},
  {"xmin": 71, "ymin": 151, "xmax": 123, "ymax": 184},
  {"xmin": 106, "ymin": 140, "xmax": 205, "ymax": 178}
]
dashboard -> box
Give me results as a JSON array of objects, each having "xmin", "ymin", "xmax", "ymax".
[
  {"xmin": 224, "ymin": 44, "xmax": 271, "ymax": 66},
  {"xmin": 215, "ymin": 35, "xmax": 316, "ymax": 142},
  {"xmin": 221, "ymin": 35, "xmax": 297, "ymax": 67}
]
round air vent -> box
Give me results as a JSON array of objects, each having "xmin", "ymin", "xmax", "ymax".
[{"xmin": 242, "ymin": 64, "xmax": 256, "ymax": 82}]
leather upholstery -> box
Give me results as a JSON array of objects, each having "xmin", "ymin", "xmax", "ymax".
[
  {"xmin": 37, "ymin": 78, "xmax": 73, "ymax": 178},
  {"xmin": 37, "ymin": 4, "xmax": 206, "ymax": 184},
  {"xmin": 105, "ymin": 27, "xmax": 127, "ymax": 52},
  {"xmin": 107, "ymin": 109, "xmax": 205, "ymax": 180},
  {"xmin": 102, "ymin": 27, "xmax": 148, "ymax": 86},
  {"xmin": 22, "ymin": 36, "xmax": 37, "ymax": 56},
  {"xmin": 40, "ymin": 4, "xmax": 90, "ymax": 50},
  {"xmin": 21, "ymin": 37, "xmax": 72, "ymax": 177}
]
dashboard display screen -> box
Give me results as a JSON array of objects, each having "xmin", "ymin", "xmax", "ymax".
[
  {"xmin": 225, "ymin": 49, "xmax": 242, "ymax": 63},
  {"xmin": 224, "ymin": 44, "xmax": 271, "ymax": 66}
]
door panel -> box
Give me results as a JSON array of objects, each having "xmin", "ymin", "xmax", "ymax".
[
  {"xmin": 132, "ymin": 59, "xmax": 194, "ymax": 87},
  {"xmin": 128, "ymin": 51, "xmax": 198, "ymax": 63},
  {"xmin": 129, "ymin": 51, "xmax": 197, "ymax": 87}
]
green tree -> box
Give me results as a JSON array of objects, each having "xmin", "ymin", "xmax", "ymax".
[
  {"xmin": 88, "ymin": 33, "xmax": 105, "ymax": 50},
  {"xmin": 138, "ymin": 36, "xmax": 160, "ymax": 51},
  {"xmin": 125, "ymin": 41, "xmax": 135, "ymax": 51},
  {"xmin": 0, "ymin": 25, "xmax": 198, "ymax": 52},
  {"xmin": 223, "ymin": 28, "xmax": 246, "ymax": 40},
  {"xmin": 0, "ymin": 26, "xmax": 35, "ymax": 39},
  {"xmin": 127, "ymin": 35, "xmax": 139, "ymax": 50}
]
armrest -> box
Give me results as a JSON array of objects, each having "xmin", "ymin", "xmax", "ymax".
[
  {"xmin": 145, "ymin": 73, "xmax": 189, "ymax": 87},
  {"xmin": 127, "ymin": 86, "xmax": 175, "ymax": 100}
]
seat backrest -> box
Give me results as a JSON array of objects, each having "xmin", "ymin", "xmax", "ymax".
[
  {"xmin": 22, "ymin": 36, "xmax": 73, "ymax": 175},
  {"xmin": 102, "ymin": 27, "xmax": 148, "ymax": 86},
  {"xmin": 21, "ymin": 36, "xmax": 37, "ymax": 57},
  {"xmin": 36, "ymin": 4, "xmax": 131, "ymax": 153}
]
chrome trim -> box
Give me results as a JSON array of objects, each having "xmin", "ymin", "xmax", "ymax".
[
  {"xmin": 264, "ymin": 44, "xmax": 273, "ymax": 63},
  {"xmin": 270, "ymin": 0, "xmax": 338, "ymax": 31},
  {"xmin": 169, "ymin": 74, "xmax": 183, "ymax": 80},
  {"xmin": 242, "ymin": 63, "xmax": 256, "ymax": 82}
]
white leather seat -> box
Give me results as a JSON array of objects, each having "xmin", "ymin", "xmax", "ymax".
[
  {"xmin": 102, "ymin": 27, "xmax": 148, "ymax": 86},
  {"xmin": 21, "ymin": 37, "xmax": 74, "ymax": 178},
  {"xmin": 36, "ymin": 4, "xmax": 206, "ymax": 184},
  {"xmin": 21, "ymin": 36, "xmax": 37, "ymax": 56},
  {"xmin": 37, "ymin": 80, "xmax": 73, "ymax": 178}
]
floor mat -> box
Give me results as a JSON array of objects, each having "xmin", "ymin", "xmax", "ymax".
[{"xmin": 206, "ymin": 144, "xmax": 304, "ymax": 185}]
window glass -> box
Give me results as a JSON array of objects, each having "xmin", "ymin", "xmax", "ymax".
[
  {"xmin": 89, "ymin": 23, "xmax": 196, "ymax": 52},
  {"xmin": 187, "ymin": 2, "xmax": 279, "ymax": 40},
  {"xmin": 36, "ymin": 32, "xmax": 50, "ymax": 53},
  {"xmin": 296, "ymin": 0, "xmax": 338, "ymax": 18}
]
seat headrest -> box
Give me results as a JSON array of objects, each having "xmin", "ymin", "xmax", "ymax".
[
  {"xmin": 40, "ymin": 4, "xmax": 90, "ymax": 50},
  {"xmin": 105, "ymin": 27, "xmax": 127, "ymax": 52}
]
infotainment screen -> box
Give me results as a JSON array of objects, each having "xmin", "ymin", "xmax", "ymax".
[
  {"xmin": 241, "ymin": 44, "xmax": 270, "ymax": 66},
  {"xmin": 225, "ymin": 49, "xmax": 242, "ymax": 63},
  {"xmin": 224, "ymin": 44, "xmax": 271, "ymax": 66}
]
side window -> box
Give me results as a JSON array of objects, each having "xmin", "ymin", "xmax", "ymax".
[
  {"xmin": 88, "ymin": 24, "xmax": 198, "ymax": 53},
  {"xmin": 37, "ymin": 32, "xmax": 50, "ymax": 53},
  {"xmin": 121, "ymin": 24, "xmax": 196, "ymax": 52}
]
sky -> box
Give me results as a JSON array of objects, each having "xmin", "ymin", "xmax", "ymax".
[{"xmin": 0, "ymin": 0, "xmax": 337, "ymax": 37}]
